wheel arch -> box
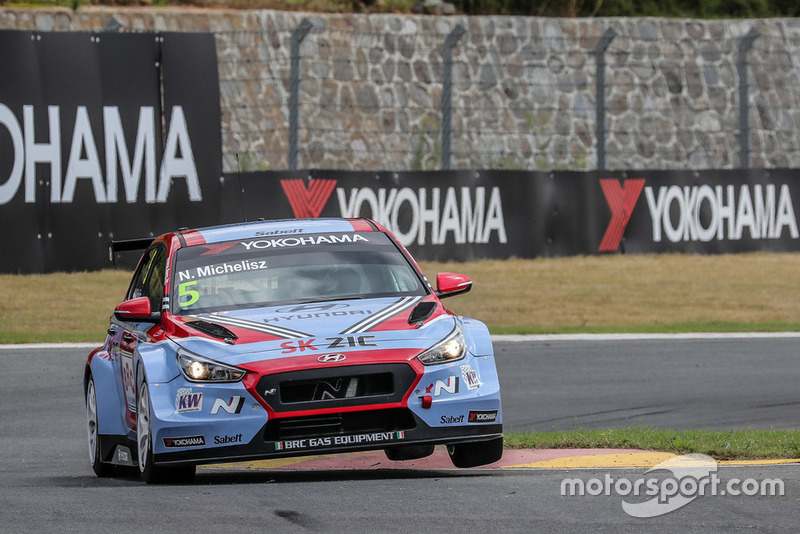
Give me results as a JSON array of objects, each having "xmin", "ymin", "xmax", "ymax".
[{"xmin": 86, "ymin": 349, "xmax": 127, "ymax": 437}]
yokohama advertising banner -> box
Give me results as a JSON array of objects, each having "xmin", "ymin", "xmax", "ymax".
[
  {"xmin": 0, "ymin": 31, "xmax": 221, "ymax": 273},
  {"xmin": 221, "ymin": 169, "xmax": 800, "ymax": 262}
]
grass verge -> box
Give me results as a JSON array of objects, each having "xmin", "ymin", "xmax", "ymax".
[
  {"xmin": 3, "ymin": 253, "xmax": 800, "ymax": 343},
  {"xmin": 505, "ymin": 428, "xmax": 800, "ymax": 460}
]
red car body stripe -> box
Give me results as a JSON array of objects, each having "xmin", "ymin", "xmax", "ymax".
[
  {"xmin": 347, "ymin": 218, "xmax": 375, "ymax": 232},
  {"xmin": 180, "ymin": 230, "xmax": 207, "ymax": 247}
]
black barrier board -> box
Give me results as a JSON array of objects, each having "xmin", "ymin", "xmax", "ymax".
[
  {"xmin": 0, "ymin": 31, "xmax": 221, "ymax": 273},
  {"xmin": 219, "ymin": 169, "xmax": 800, "ymax": 263}
]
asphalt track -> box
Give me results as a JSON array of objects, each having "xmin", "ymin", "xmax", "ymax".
[{"xmin": 1, "ymin": 336, "xmax": 799, "ymax": 531}]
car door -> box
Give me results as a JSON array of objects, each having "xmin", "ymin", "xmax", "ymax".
[{"xmin": 110, "ymin": 246, "xmax": 167, "ymax": 430}]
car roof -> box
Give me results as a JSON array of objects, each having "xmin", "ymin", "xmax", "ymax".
[{"xmin": 176, "ymin": 218, "xmax": 376, "ymax": 246}]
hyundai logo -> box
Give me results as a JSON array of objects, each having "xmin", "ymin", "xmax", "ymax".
[{"xmin": 318, "ymin": 353, "xmax": 346, "ymax": 363}]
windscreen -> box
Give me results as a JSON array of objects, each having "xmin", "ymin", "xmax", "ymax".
[{"xmin": 171, "ymin": 232, "xmax": 427, "ymax": 315}]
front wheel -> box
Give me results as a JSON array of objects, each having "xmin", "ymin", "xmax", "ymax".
[
  {"xmin": 86, "ymin": 375, "xmax": 113, "ymax": 477},
  {"xmin": 447, "ymin": 437, "xmax": 503, "ymax": 468},
  {"xmin": 137, "ymin": 372, "xmax": 196, "ymax": 484}
]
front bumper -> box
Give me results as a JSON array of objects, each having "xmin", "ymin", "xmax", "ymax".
[
  {"xmin": 149, "ymin": 352, "xmax": 502, "ymax": 466},
  {"xmin": 154, "ymin": 408, "xmax": 502, "ymax": 465}
]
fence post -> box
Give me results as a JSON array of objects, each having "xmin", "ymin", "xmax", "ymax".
[
  {"xmin": 441, "ymin": 24, "xmax": 466, "ymax": 170},
  {"xmin": 593, "ymin": 28, "xmax": 616, "ymax": 171},
  {"xmin": 289, "ymin": 18, "xmax": 313, "ymax": 171},
  {"xmin": 737, "ymin": 26, "xmax": 760, "ymax": 169}
]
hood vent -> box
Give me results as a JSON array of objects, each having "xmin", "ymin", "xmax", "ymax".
[{"xmin": 185, "ymin": 320, "xmax": 238, "ymax": 344}]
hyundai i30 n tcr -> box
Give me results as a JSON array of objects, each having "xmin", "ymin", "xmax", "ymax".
[{"xmin": 84, "ymin": 218, "xmax": 503, "ymax": 483}]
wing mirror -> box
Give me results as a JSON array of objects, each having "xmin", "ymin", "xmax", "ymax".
[
  {"xmin": 114, "ymin": 297, "xmax": 161, "ymax": 323},
  {"xmin": 435, "ymin": 272, "xmax": 472, "ymax": 299}
]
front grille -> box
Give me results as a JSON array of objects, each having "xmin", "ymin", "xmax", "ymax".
[
  {"xmin": 280, "ymin": 372, "xmax": 393, "ymax": 403},
  {"xmin": 256, "ymin": 363, "xmax": 416, "ymax": 413},
  {"xmin": 264, "ymin": 408, "xmax": 416, "ymax": 441}
]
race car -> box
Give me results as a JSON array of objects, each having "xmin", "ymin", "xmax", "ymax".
[{"xmin": 85, "ymin": 217, "xmax": 503, "ymax": 483}]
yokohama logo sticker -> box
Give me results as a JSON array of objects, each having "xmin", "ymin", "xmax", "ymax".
[{"xmin": 163, "ymin": 435, "xmax": 205, "ymax": 448}]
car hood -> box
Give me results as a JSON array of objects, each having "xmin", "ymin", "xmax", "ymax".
[{"xmin": 167, "ymin": 296, "xmax": 457, "ymax": 367}]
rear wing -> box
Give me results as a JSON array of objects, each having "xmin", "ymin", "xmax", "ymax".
[{"xmin": 108, "ymin": 238, "xmax": 154, "ymax": 265}]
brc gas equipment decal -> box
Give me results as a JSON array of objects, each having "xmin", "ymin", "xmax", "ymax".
[{"xmin": 274, "ymin": 431, "xmax": 405, "ymax": 451}]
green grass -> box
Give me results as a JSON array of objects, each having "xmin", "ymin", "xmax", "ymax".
[
  {"xmin": 4, "ymin": 253, "xmax": 800, "ymax": 343},
  {"xmin": 505, "ymin": 427, "xmax": 800, "ymax": 461}
]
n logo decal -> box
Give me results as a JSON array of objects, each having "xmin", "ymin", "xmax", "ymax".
[
  {"xmin": 598, "ymin": 178, "xmax": 646, "ymax": 252},
  {"xmin": 281, "ymin": 179, "xmax": 337, "ymax": 218}
]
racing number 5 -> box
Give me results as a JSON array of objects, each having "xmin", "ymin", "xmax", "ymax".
[{"xmin": 178, "ymin": 281, "xmax": 200, "ymax": 307}]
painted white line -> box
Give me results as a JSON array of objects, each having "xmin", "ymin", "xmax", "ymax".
[
  {"xmin": 492, "ymin": 332, "xmax": 800, "ymax": 342},
  {"xmin": 0, "ymin": 342, "xmax": 100, "ymax": 350}
]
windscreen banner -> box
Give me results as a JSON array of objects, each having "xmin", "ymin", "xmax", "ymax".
[{"xmin": 0, "ymin": 31, "xmax": 221, "ymax": 273}]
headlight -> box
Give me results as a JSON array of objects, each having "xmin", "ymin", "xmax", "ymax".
[
  {"xmin": 417, "ymin": 327, "xmax": 466, "ymax": 365},
  {"xmin": 177, "ymin": 349, "xmax": 246, "ymax": 382}
]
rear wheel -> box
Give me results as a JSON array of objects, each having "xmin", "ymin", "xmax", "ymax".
[
  {"xmin": 136, "ymin": 373, "xmax": 196, "ymax": 484},
  {"xmin": 447, "ymin": 437, "xmax": 503, "ymax": 468},
  {"xmin": 86, "ymin": 375, "xmax": 113, "ymax": 477}
]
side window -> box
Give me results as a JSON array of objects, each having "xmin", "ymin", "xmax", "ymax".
[
  {"xmin": 145, "ymin": 249, "xmax": 166, "ymax": 311},
  {"xmin": 127, "ymin": 248, "xmax": 157, "ymax": 301},
  {"xmin": 126, "ymin": 247, "xmax": 166, "ymax": 311}
]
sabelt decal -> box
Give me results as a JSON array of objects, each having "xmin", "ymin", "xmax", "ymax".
[
  {"xmin": 163, "ymin": 435, "xmax": 205, "ymax": 448},
  {"xmin": 441, "ymin": 414, "xmax": 465, "ymax": 424},
  {"xmin": 213, "ymin": 433, "xmax": 243, "ymax": 445},
  {"xmin": 274, "ymin": 431, "xmax": 405, "ymax": 451},
  {"xmin": 279, "ymin": 179, "xmax": 507, "ymax": 248},
  {"xmin": 468, "ymin": 410, "xmax": 499, "ymax": 423},
  {"xmin": 599, "ymin": 178, "xmax": 800, "ymax": 250}
]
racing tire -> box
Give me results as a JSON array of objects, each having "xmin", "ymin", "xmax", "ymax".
[
  {"xmin": 137, "ymin": 372, "xmax": 196, "ymax": 484},
  {"xmin": 384, "ymin": 444, "xmax": 435, "ymax": 461},
  {"xmin": 86, "ymin": 375, "xmax": 114, "ymax": 477},
  {"xmin": 447, "ymin": 437, "xmax": 503, "ymax": 468}
]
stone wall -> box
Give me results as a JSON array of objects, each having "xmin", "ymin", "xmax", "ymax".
[{"xmin": 2, "ymin": 7, "xmax": 800, "ymax": 172}]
